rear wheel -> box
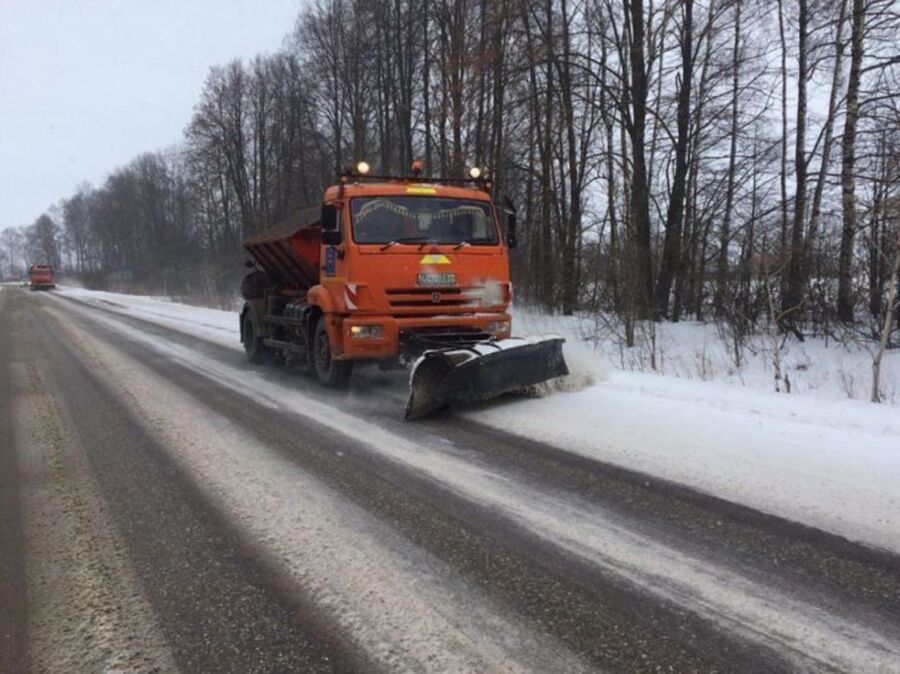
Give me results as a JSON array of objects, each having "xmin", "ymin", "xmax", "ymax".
[
  {"xmin": 313, "ymin": 317, "xmax": 352, "ymax": 388},
  {"xmin": 243, "ymin": 315, "xmax": 271, "ymax": 364}
]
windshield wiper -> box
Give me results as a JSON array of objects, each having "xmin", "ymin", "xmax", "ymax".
[
  {"xmin": 379, "ymin": 236, "xmax": 431, "ymax": 251},
  {"xmin": 453, "ymin": 241, "xmax": 471, "ymax": 251}
]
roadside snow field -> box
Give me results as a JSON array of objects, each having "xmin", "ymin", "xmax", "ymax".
[
  {"xmin": 59, "ymin": 286, "xmax": 239, "ymax": 349},
  {"xmin": 514, "ymin": 309, "xmax": 900, "ymax": 405}
]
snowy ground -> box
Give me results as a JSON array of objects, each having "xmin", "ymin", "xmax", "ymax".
[
  {"xmin": 515, "ymin": 309, "xmax": 900, "ymax": 405},
  {"xmin": 50, "ymin": 285, "xmax": 900, "ymax": 555}
]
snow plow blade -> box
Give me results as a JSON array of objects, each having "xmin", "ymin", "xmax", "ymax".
[{"xmin": 405, "ymin": 337, "xmax": 568, "ymax": 420}]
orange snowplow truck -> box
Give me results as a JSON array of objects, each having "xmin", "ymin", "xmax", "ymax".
[
  {"xmin": 28, "ymin": 264, "xmax": 55, "ymax": 290},
  {"xmin": 240, "ymin": 162, "xmax": 567, "ymax": 418}
]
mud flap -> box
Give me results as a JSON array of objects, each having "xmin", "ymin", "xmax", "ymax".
[{"xmin": 405, "ymin": 337, "xmax": 568, "ymax": 420}]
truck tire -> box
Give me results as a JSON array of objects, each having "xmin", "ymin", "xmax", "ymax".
[
  {"xmin": 313, "ymin": 317, "xmax": 352, "ymax": 389},
  {"xmin": 243, "ymin": 314, "xmax": 272, "ymax": 364}
]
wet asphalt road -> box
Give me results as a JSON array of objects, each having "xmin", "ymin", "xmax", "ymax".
[{"xmin": 2, "ymin": 286, "xmax": 900, "ymax": 673}]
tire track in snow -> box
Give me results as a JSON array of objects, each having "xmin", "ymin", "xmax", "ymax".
[
  {"xmin": 17, "ymin": 293, "xmax": 361, "ymax": 673},
  {"xmin": 10, "ymin": 310, "xmax": 177, "ymax": 673},
  {"xmin": 413, "ymin": 418, "xmax": 900, "ymax": 629},
  {"xmin": 40, "ymin": 294, "xmax": 591, "ymax": 674},
  {"xmin": 0, "ymin": 289, "xmax": 31, "ymax": 673}
]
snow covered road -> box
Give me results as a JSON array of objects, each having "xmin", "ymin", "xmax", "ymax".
[{"xmin": 3, "ymin": 285, "xmax": 900, "ymax": 673}]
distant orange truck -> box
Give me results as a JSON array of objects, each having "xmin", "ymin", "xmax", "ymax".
[{"xmin": 28, "ymin": 265, "xmax": 55, "ymax": 290}]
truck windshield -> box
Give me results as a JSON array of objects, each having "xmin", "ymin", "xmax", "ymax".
[{"xmin": 350, "ymin": 197, "xmax": 498, "ymax": 245}]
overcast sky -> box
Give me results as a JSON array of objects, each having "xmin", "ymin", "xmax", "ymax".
[{"xmin": 0, "ymin": 0, "xmax": 303, "ymax": 231}]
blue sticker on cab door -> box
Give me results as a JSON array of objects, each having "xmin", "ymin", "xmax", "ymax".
[{"xmin": 324, "ymin": 246, "xmax": 336, "ymax": 276}]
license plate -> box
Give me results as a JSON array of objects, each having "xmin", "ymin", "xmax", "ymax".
[{"xmin": 417, "ymin": 272, "xmax": 456, "ymax": 287}]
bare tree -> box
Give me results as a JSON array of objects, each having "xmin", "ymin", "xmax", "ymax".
[
  {"xmin": 837, "ymin": 0, "xmax": 866, "ymax": 322},
  {"xmin": 714, "ymin": 0, "xmax": 741, "ymax": 317},
  {"xmin": 653, "ymin": 0, "xmax": 694, "ymax": 318},
  {"xmin": 0, "ymin": 227, "xmax": 25, "ymax": 278}
]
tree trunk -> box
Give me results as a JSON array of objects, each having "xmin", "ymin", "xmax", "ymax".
[
  {"xmin": 803, "ymin": 0, "xmax": 847, "ymax": 322},
  {"xmin": 715, "ymin": 0, "xmax": 741, "ymax": 317},
  {"xmin": 423, "ymin": 0, "xmax": 433, "ymax": 172},
  {"xmin": 783, "ymin": 0, "xmax": 809, "ymax": 330},
  {"xmin": 654, "ymin": 0, "xmax": 693, "ymax": 318},
  {"xmin": 871, "ymin": 229, "xmax": 900, "ymax": 403},
  {"xmin": 558, "ymin": 0, "xmax": 581, "ymax": 315},
  {"xmin": 600, "ymin": 17, "xmax": 621, "ymax": 312},
  {"xmin": 838, "ymin": 0, "xmax": 865, "ymax": 322},
  {"xmin": 777, "ymin": 0, "xmax": 789, "ymax": 264},
  {"xmin": 624, "ymin": 0, "xmax": 654, "ymax": 317}
]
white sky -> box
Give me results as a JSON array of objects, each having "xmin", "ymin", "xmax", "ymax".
[{"xmin": 0, "ymin": 0, "xmax": 303, "ymax": 231}]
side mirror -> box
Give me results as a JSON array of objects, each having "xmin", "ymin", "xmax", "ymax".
[
  {"xmin": 321, "ymin": 203, "xmax": 342, "ymax": 245},
  {"xmin": 321, "ymin": 203, "xmax": 338, "ymax": 231},
  {"xmin": 503, "ymin": 195, "xmax": 518, "ymax": 249}
]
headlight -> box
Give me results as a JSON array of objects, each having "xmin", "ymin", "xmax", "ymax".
[
  {"xmin": 487, "ymin": 320, "xmax": 510, "ymax": 336},
  {"xmin": 350, "ymin": 325, "xmax": 383, "ymax": 339}
]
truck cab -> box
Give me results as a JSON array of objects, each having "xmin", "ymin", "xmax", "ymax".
[{"xmin": 315, "ymin": 177, "xmax": 514, "ymax": 364}]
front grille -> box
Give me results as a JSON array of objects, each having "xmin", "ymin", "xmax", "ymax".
[
  {"xmin": 386, "ymin": 287, "xmax": 482, "ymax": 310},
  {"xmin": 390, "ymin": 299, "xmax": 473, "ymax": 307}
]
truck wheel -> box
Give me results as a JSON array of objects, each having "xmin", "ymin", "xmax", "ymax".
[
  {"xmin": 313, "ymin": 317, "xmax": 352, "ymax": 389},
  {"xmin": 243, "ymin": 315, "xmax": 271, "ymax": 364}
]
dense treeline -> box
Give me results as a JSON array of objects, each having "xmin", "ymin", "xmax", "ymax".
[{"xmin": 3, "ymin": 0, "xmax": 899, "ymax": 339}]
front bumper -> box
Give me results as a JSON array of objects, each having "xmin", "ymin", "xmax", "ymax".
[{"xmin": 338, "ymin": 313, "xmax": 512, "ymax": 360}]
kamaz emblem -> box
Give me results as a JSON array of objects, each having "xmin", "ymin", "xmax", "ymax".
[{"xmin": 431, "ymin": 291, "xmax": 441, "ymax": 304}]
